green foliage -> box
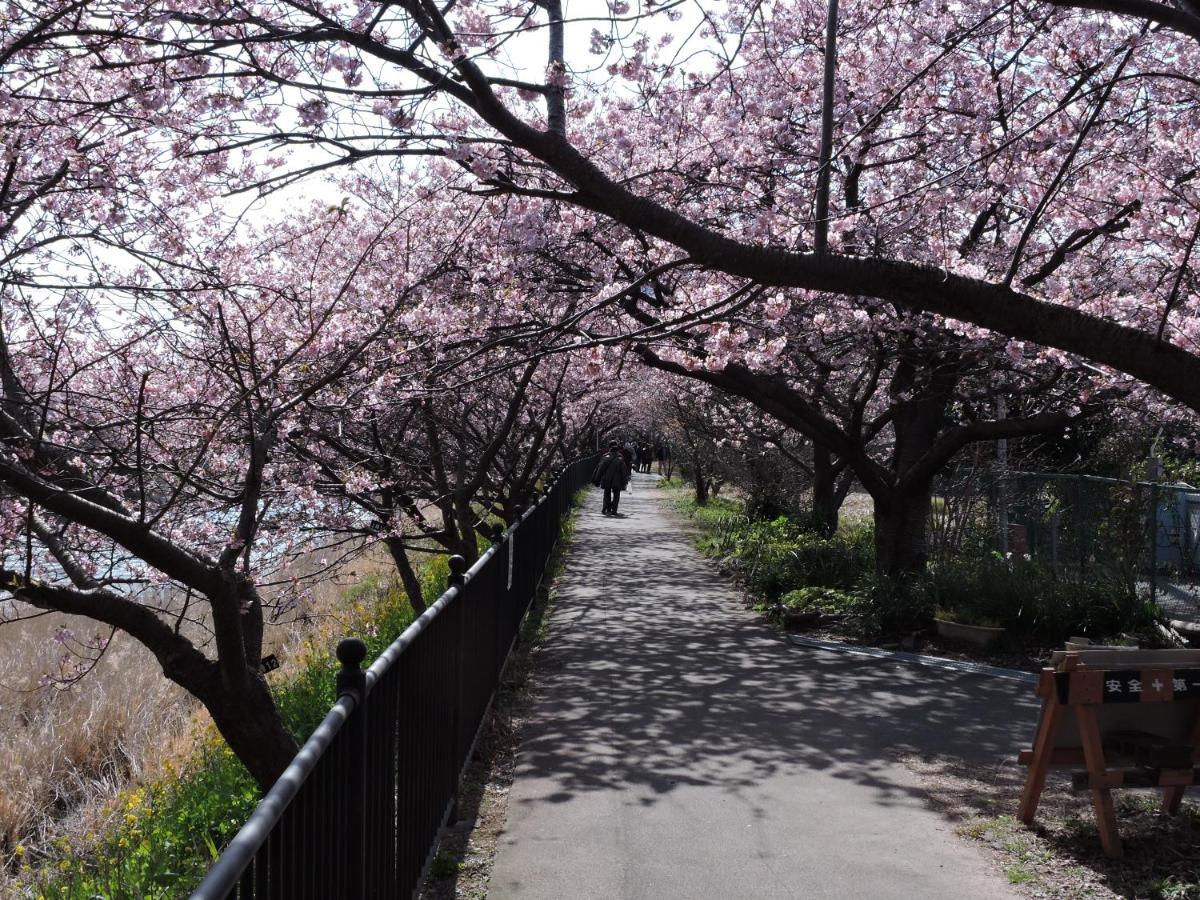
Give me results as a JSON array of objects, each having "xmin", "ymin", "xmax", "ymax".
[
  {"xmin": 429, "ymin": 851, "xmax": 461, "ymax": 879},
  {"xmin": 844, "ymin": 573, "xmax": 937, "ymax": 637},
  {"xmin": 679, "ymin": 487, "xmax": 1163, "ymax": 644},
  {"xmin": 780, "ymin": 586, "xmax": 858, "ymax": 614},
  {"xmin": 927, "ymin": 554, "xmax": 1161, "ymax": 646},
  {"xmin": 14, "ymin": 746, "xmax": 260, "ymax": 899},
  {"xmin": 420, "ymin": 554, "xmax": 452, "ymax": 604}
]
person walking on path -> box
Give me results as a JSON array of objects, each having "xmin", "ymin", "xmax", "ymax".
[{"xmin": 592, "ymin": 443, "xmax": 631, "ymax": 516}]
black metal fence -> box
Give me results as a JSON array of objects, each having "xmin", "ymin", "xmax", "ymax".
[{"xmin": 190, "ymin": 455, "xmax": 596, "ymax": 900}]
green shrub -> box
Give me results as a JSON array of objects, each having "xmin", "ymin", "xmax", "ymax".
[
  {"xmin": 780, "ymin": 586, "xmax": 858, "ymax": 614},
  {"xmin": 927, "ymin": 554, "xmax": 1161, "ymax": 646},
  {"xmin": 846, "ymin": 574, "xmax": 936, "ymax": 637},
  {"xmin": 736, "ymin": 520, "xmax": 872, "ymax": 599},
  {"xmin": 679, "ymin": 487, "xmax": 1165, "ymax": 645}
]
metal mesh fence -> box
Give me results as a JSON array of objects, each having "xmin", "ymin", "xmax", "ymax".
[{"xmin": 931, "ymin": 468, "xmax": 1200, "ymax": 623}]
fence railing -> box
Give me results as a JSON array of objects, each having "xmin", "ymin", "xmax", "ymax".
[{"xmin": 190, "ymin": 454, "xmax": 597, "ymax": 900}]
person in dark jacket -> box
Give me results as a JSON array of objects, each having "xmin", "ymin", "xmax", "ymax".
[{"xmin": 593, "ymin": 443, "xmax": 632, "ymax": 516}]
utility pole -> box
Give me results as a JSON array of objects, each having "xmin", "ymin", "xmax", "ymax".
[{"xmin": 814, "ymin": 0, "xmax": 839, "ymax": 255}]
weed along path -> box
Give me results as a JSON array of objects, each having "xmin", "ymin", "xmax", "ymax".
[{"xmin": 487, "ymin": 474, "xmax": 1039, "ymax": 900}]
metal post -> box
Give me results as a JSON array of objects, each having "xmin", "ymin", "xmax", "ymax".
[
  {"xmin": 491, "ymin": 524, "xmax": 506, "ymax": 677},
  {"xmin": 996, "ymin": 397, "xmax": 1009, "ymax": 558},
  {"xmin": 446, "ymin": 555, "xmax": 467, "ymax": 821},
  {"xmin": 1076, "ymin": 474, "xmax": 1085, "ymax": 594},
  {"xmin": 335, "ymin": 637, "xmax": 368, "ymax": 899},
  {"xmin": 1150, "ymin": 480, "xmax": 1160, "ymax": 608},
  {"xmin": 509, "ymin": 504, "xmax": 523, "ymax": 645},
  {"xmin": 814, "ymin": 0, "xmax": 839, "ymax": 254}
]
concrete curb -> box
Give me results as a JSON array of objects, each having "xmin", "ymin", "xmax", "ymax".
[{"xmin": 788, "ymin": 634, "xmax": 1038, "ymax": 684}]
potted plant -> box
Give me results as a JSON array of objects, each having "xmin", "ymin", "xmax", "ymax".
[{"xmin": 934, "ymin": 607, "xmax": 1007, "ymax": 647}]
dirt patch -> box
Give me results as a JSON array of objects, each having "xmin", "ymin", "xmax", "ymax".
[{"xmin": 903, "ymin": 753, "xmax": 1200, "ymax": 898}]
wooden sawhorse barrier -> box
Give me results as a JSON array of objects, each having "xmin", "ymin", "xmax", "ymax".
[{"xmin": 1018, "ymin": 650, "xmax": 1200, "ymax": 858}]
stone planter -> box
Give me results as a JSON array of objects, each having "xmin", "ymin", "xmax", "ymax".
[
  {"xmin": 935, "ymin": 617, "xmax": 1006, "ymax": 647},
  {"xmin": 782, "ymin": 609, "xmax": 841, "ymax": 630}
]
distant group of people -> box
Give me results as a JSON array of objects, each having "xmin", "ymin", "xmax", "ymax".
[
  {"xmin": 591, "ymin": 438, "xmax": 671, "ymax": 516},
  {"xmin": 628, "ymin": 443, "xmax": 647, "ymax": 473}
]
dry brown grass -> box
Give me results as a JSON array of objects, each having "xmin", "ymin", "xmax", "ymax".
[
  {"xmin": 0, "ymin": 610, "xmax": 191, "ymax": 869},
  {"xmin": 0, "ymin": 541, "xmax": 400, "ymax": 892}
]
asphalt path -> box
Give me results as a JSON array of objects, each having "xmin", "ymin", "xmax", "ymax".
[{"xmin": 489, "ymin": 474, "xmax": 1036, "ymax": 899}]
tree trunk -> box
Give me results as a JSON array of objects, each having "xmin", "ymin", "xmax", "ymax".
[
  {"xmin": 694, "ymin": 469, "xmax": 709, "ymax": 505},
  {"xmin": 873, "ymin": 487, "xmax": 932, "ymax": 581},
  {"xmin": 204, "ymin": 675, "xmax": 300, "ymax": 791},
  {"xmin": 454, "ymin": 497, "xmax": 480, "ymax": 565},
  {"xmin": 385, "ymin": 536, "xmax": 428, "ymax": 615},
  {"xmin": 811, "ymin": 445, "xmax": 840, "ymax": 537}
]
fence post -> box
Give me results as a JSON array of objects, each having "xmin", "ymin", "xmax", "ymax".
[
  {"xmin": 1150, "ymin": 480, "xmax": 1160, "ymax": 608},
  {"xmin": 1076, "ymin": 474, "xmax": 1085, "ymax": 596},
  {"xmin": 491, "ymin": 523, "xmax": 506, "ymax": 678},
  {"xmin": 447, "ymin": 555, "xmax": 467, "ymax": 822},
  {"xmin": 335, "ymin": 637, "xmax": 368, "ymax": 899}
]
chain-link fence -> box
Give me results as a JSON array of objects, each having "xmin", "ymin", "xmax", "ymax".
[{"xmin": 931, "ymin": 469, "xmax": 1200, "ymax": 625}]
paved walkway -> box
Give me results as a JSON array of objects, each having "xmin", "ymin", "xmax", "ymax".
[{"xmin": 489, "ymin": 475, "xmax": 1038, "ymax": 899}]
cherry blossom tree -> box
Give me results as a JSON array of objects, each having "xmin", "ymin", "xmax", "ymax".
[
  {"xmin": 0, "ymin": 187, "xmax": 459, "ymax": 787},
  {"xmin": 38, "ymin": 0, "xmax": 1200, "ymax": 416},
  {"xmin": 284, "ymin": 350, "xmax": 604, "ymax": 614},
  {"xmin": 12, "ymin": 0, "xmax": 1200, "ymax": 781}
]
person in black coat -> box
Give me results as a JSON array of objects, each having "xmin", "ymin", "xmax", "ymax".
[{"xmin": 592, "ymin": 443, "xmax": 632, "ymax": 516}]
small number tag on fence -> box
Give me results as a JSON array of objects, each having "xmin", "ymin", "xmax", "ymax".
[{"xmin": 260, "ymin": 654, "xmax": 280, "ymax": 674}]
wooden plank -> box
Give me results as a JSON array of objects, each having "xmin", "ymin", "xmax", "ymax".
[
  {"xmin": 1077, "ymin": 705, "xmax": 1122, "ymax": 859},
  {"xmin": 1019, "ymin": 692, "xmax": 1064, "ymax": 826},
  {"xmin": 1018, "ymin": 747, "xmax": 1085, "ymax": 767},
  {"xmin": 1069, "ymin": 771, "xmax": 1126, "ymax": 791},
  {"xmin": 1163, "ymin": 784, "xmax": 1187, "ymax": 815},
  {"xmin": 1159, "ymin": 769, "xmax": 1195, "ymax": 787},
  {"xmin": 1140, "ymin": 669, "xmax": 1174, "ymax": 703},
  {"xmin": 1104, "ymin": 730, "xmax": 1193, "ymax": 769},
  {"xmin": 1072, "ymin": 767, "xmax": 1199, "ymax": 791},
  {"xmin": 1069, "ymin": 670, "xmax": 1104, "ymax": 705},
  {"xmin": 1092, "ymin": 787, "xmax": 1122, "ymax": 859},
  {"xmin": 1035, "ymin": 668, "xmax": 1054, "ymax": 699}
]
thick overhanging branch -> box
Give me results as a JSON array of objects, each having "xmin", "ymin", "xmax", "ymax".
[
  {"xmin": 419, "ymin": 33, "xmax": 1200, "ymax": 413},
  {"xmin": 0, "ymin": 567, "xmax": 217, "ymax": 693}
]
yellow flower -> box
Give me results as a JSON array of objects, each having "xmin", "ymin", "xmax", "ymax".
[{"xmin": 13, "ymin": 844, "xmax": 25, "ymax": 857}]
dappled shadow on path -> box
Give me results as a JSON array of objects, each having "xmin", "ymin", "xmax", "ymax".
[{"xmin": 516, "ymin": 474, "xmax": 1040, "ymax": 822}]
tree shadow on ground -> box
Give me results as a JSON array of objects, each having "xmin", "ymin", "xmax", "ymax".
[{"xmin": 516, "ymin": 478, "xmax": 1040, "ymax": 824}]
